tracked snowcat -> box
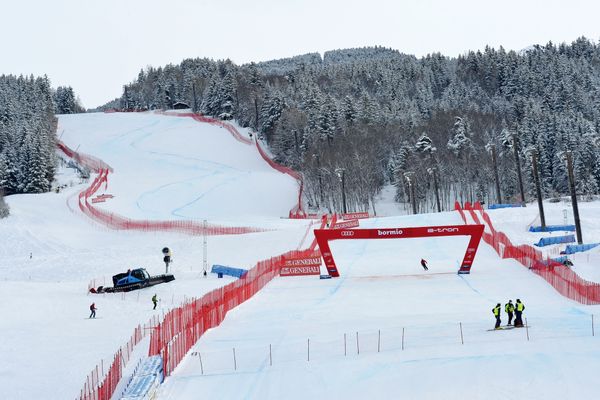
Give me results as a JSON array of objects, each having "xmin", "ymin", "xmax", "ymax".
[{"xmin": 91, "ymin": 268, "xmax": 175, "ymax": 293}]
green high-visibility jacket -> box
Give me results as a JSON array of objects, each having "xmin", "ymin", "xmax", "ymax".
[
  {"xmin": 516, "ymin": 302, "xmax": 525, "ymax": 312},
  {"xmin": 493, "ymin": 306, "xmax": 501, "ymax": 316},
  {"xmin": 505, "ymin": 303, "xmax": 514, "ymax": 313}
]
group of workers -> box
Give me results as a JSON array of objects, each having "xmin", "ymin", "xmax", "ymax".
[{"xmin": 492, "ymin": 299, "xmax": 525, "ymax": 329}]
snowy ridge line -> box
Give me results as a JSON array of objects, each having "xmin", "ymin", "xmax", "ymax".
[
  {"xmin": 56, "ymin": 141, "xmax": 266, "ymax": 236},
  {"xmin": 156, "ymin": 110, "xmax": 307, "ymax": 218},
  {"xmin": 79, "ymin": 317, "xmax": 158, "ymax": 400},
  {"xmin": 456, "ymin": 201, "xmax": 600, "ymax": 305}
]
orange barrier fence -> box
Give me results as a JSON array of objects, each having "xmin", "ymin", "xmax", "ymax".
[{"xmin": 455, "ymin": 201, "xmax": 600, "ymax": 304}]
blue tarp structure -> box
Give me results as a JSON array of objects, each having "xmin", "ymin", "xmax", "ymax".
[
  {"xmin": 211, "ymin": 264, "xmax": 248, "ymax": 278},
  {"xmin": 529, "ymin": 225, "xmax": 576, "ymax": 232},
  {"xmin": 534, "ymin": 235, "xmax": 575, "ymax": 247},
  {"xmin": 120, "ymin": 355, "xmax": 163, "ymax": 399},
  {"xmin": 488, "ymin": 203, "xmax": 524, "ymax": 210},
  {"xmin": 563, "ymin": 243, "xmax": 600, "ymax": 254},
  {"xmin": 552, "ymin": 255, "xmax": 570, "ymax": 264}
]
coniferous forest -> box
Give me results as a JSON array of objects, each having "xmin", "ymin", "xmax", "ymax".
[
  {"xmin": 0, "ymin": 74, "xmax": 84, "ymax": 216},
  {"xmin": 111, "ymin": 37, "xmax": 600, "ymax": 214}
]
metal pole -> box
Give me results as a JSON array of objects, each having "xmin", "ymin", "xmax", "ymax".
[
  {"xmin": 356, "ymin": 332, "xmax": 360, "ymax": 355},
  {"xmin": 378, "ymin": 329, "xmax": 381, "ymax": 352},
  {"xmin": 525, "ymin": 318, "xmax": 530, "ymax": 341},
  {"xmin": 432, "ymin": 168, "xmax": 441, "ymax": 212},
  {"xmin": 344, "ymin": 333, "xmax": 347, "ymax": 356},
  {"xmin": 459, "ymin": 322, "xmax": 464, "ymax": 345},
  {"xmin": 512, "ymin": 134, "xmax": 526, "ymax": 205},
  {"xmin": 233, "ymin": 348, "xmax": 237, "ymax": 370},
  {"xmin": 269, "ymin": 344, "xmax": 272, "ymax": 366},
  {"xmin": 490, "ymin": 144, "xmax": 502, "ymax": 204},
  {"xmin": 401, "ymin": 327, "xmax": 405, "ymax": 350},
  {"xmin": 341, "ymin": 170, "xmax": 347, "ymax": 214},
  {"xmin": 531, "ymin": 150, "xmax": 546, "ymax": 229},
  {"xmin": 307, "ymin": 339, "xmax": 310, "ymax": 362},
  {"xmin": 592, "ymin": 315, "xmax": 595, "ymax": 337},
  {"xmin": 410, "ymin": 181, "xmax": 417, "ymax": 214},
  {"xmin": 199, "ymin": 353, "xmax": 204, "ymax": 374},
  {"xmin": 566, "ymin": 151, "xmax": 583, "ymax": 244},
  {"xmin": 202, "ymin": 220, "xmax": 208, "ymax": 277}
]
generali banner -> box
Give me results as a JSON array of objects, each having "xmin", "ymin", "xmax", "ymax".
[
  {"xmin": 280, "ymin": 255, "xmax": 322, "ymax": 276},
  {"xmin": 280, "ymin": 265, "xmax": 321, "ymax": 276},
  {"xmin": 341, "ymin": 212, "xmax": 369, "ymax": 220},
  {"xmin": 334, "ymin": 219, "xmax": 359, "ymax": 229}
]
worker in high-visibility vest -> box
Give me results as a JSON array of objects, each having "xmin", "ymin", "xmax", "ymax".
[
  {"xmin": 505, "ymin": 300, "xmax": 515, "ymax": 326},
  {"xmin": 514, "ymin": 299, "xmax": 525, "ymax": 327},
  {"xmin": 492, "ymin": 303, "xmax": 502, "ymax": 329}
]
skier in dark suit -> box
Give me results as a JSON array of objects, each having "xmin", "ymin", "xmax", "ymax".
[
  {"xmin": 420, "ymin": 258, "xmax": 428, "ymax": 271},
  {"xmin": 514, "ymin": 299, "xmax": 525, "ymax": 327}
]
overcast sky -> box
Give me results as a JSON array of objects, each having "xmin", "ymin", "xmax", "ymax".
[{"xmin": 3, "ymin": 0, "xmax": 600, "ymax": 108}]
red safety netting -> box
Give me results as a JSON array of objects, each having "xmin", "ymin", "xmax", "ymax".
[
  {"xmin": 69, "ymin": 110, "xmax": 323, "ymax": 398},
  {"xmin": 147, "ymin": 248, "xmax": 318, "ymax": 377},
  {"xmin": 455, "ymin": 201, "xmax": 600, "ymax": 304},
  {"xmin": 79, "ymin": 318, "xmax": 157, "ymax": 400},
  {"xmin": 158, "ymin": 111, "xmax": 306, "ymax": 217},
  {"xmin": 57, "ymin": 141, "xmax": 267, "ymax": 236}
]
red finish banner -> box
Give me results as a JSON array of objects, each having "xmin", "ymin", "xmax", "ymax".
[
  {"xmin": 314, "ymin": 224, "xmax": 484, "ymax": 277},
  {"xmin": 341, "ymin": 212, "xmax": 369, "ymax": 220},
  {"xmin": 334, "ymin": 219, "xmax": 359, "ymax": 229}
]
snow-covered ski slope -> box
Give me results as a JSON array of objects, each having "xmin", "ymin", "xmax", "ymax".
[
  {"xmin": 158, "ymin": 210, "xmax": 600, "ymax": 399},
  {"xmin": 1, "ymin": 111, "xmax": 600, "ymax": 399},
  {"xmin": 0, "ymin": 112, "xmax": 308, "ymax": 400},
  {"xmin": 59, "ymin": 111, "xmax": 299, "ymax": 223}
]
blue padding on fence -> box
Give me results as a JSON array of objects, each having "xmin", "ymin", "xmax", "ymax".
[
  {"xmin": 488, "ymin": 203, "xmax": 524, "ymax": 210},
  {"xmin": 121, "ymin": 374, "xmax": 160, "ymax": 399},
  {"xmin": 564, "ymin": 243, "xmax": 600, "ymax": 254},
  {"xmin": 211, "ymin": 264, "xmax": 248, "ymax": 278},
  {"xmin": 120, "ymin": 355, "xmax": 163, "ymax": 399},
  {"xmin": 137, "ymin": 355, "xmax": 163, "ymax": 382},
  {"xmin": 529, "ymin": 225, "xmax": 576, "ymax": 232},
  {"xmin": 534, "ymin": 235, "xmax": 575, "ymax": 247}
]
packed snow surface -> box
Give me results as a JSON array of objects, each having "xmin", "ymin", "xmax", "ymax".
[{"xmin": 1, "ymin": 112, "xmax": 599, "ymax": 399}]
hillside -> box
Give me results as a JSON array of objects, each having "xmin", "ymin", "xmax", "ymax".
[{"xmin": 1, "ymin": 112, "xmax": 600, "ymax": 399}]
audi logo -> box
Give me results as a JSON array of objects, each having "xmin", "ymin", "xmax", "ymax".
[{"xmin": 341, "ymin": 231, "xmax": 355, "ymax": 237}]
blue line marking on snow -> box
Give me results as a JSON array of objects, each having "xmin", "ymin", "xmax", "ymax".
[{"xmin": 457, "ymin": 273, "xmax": 485, "ymax": 297}]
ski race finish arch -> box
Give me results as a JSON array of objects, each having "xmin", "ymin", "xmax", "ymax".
[{"xmin": 314, "ymin": 224, "xmax": 485, "ymax": 277}]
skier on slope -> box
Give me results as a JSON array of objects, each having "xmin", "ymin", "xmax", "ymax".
[
  {"xmin": 89, "ymin": 303, "xmax": 97, "ymax": 319},
  {"xmin": 492, "ymin": 303, "xmax": 502, "ymax": 329},
  {"xmin": 420, "ymin": 259, "xmax": 429, "ymax": 271},
  {"xmin": 152, "ymin": 294, "xmax": 158, "ymax": 310}
]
